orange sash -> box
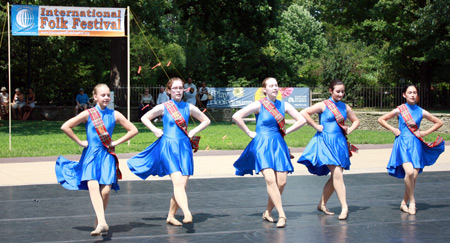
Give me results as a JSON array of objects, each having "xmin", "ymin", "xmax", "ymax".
[
  {"xmin": 323, "ymin": 99, "xmax": 358, "ymax": 157},
  {"xmin": 398, "ymin": 104, "xmax": 444, "ymax": 148},
  {"xmin": 87, "ymin": 107, "xmax": 122, "ymax": 180},
  {"xmin": 164, "ymin": 100, "xmax": 200, "ymax": 152},
  {"xmin": 260, "ymin": 98, "xmax": 286, "ymax": 137}
]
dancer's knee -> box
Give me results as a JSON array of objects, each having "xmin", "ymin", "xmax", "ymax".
[
  {"xmin": 88, "ymin": 180, "xmax": 100, "ymax": 191},
  {"xmin": 101, "ymin": 185, "xmax": 111, "ymax": 196},
  {"xmin": 332, "ymin": 169, "xmax": 343, "ymax": 181},
  {"xmin": 171, "ymin": 173, "xmax": 188, "ymax": 189},
  {"xmin": 404, "ymin": 168, "xmax": 415, "ymax": 178},
  {"xmin": 262, "ymin": 169, "xmax": 276, "ymax": 186},
  {"xmin": 276, "ymin": 173, "xmax": 287, "ymax": 188}
]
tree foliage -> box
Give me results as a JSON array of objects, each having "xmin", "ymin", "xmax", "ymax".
[
  {"xmin": 266, "ymin": 4, "xmax": 327, "ymax": 86},
  {"xmin": 0, "ymin": 0, "xmax": 448, "ymax": 107}
]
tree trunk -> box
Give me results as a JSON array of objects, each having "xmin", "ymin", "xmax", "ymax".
[
  {"xmin": 419, "ymin": 62, "xmax": 432, "ymax": 108},
  {"xmin": 110, "ymin": 37, "xmax": 128, "ymax": 107}
]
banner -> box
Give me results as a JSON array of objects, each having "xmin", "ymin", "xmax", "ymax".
[
  {"xmin": 207, "ymin": 87, "xmax": 309, "ymax": 108},
  {"xmin": 11, "ymin": 5, "xmax": 125, "ymax": 37}
]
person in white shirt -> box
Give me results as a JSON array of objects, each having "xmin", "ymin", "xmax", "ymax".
[
  {"xmin": 157, "ymin": 86, "xmax": 170, "ymax": 105},
  {"xmin": 183, "ymin": 78, "xmax": 197, "ymax": 105},
  {"xmin": 0, "ymin": 87, "xmax": 9, "ymax": 120},
  {"xmin": 154, "ymin": 86, "xmax": 170, "ymax": 122},
  {"xmin": 198, "ymin": 82, "xmax": 209, "ymax": 109}
]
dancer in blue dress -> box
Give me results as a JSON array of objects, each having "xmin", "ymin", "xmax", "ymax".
[
  {"xmin": 378, "ymin": 84, "xmax": 444, "ymax": 215},
  {"xmin": 233, "ymin": 77, "xmax": 306, "ymax": 228},
  {"xmin": 298, "ymin": 80, "xmax": 360, "ymax": 220},
  {"xmin": 127, "ymin": 77, "xmax": 210, "ymax": 226},
  {"xmin": 56, "ymin": 84, "xmax": 138, "ymax": 236}
]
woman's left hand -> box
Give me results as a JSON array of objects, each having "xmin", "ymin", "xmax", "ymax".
[
  {"xmin": 188, "ymin": 130, "xmax": 196, "ymax": 139},
  {"xmin": 110, "ymin": 141, "xmax": 118, "ymax": 148},
  {"xmin": 419, "ymin": 130, "xmax": 427, "ymax": 138}
]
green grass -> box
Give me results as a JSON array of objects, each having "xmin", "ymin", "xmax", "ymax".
[{"xmin": 1, "ymin": 120, "xmax": 449, "ymax": 158}]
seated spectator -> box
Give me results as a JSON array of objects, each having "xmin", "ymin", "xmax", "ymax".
[
  {"xmin": 22, "ymin": 87, "xmax": 36, "ymax": 120},
  {"xmin": 75, "ymin": 88, "xmax": 90, "ymax": 115},
  {"xmin": 0, "ymin": 87, "xmax": 9, "ymax": 120},
  {"xmin": 11, "ymin": 88, "xmax": 25, "ymax": 120},
  {"xmin": 139, "ymin": 88, "xmax": 155, "ymax": 120}
]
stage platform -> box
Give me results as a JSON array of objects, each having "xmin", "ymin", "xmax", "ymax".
[{"xmin": 1, "ymin": 171, "xmax": 450, "ymax": 242}]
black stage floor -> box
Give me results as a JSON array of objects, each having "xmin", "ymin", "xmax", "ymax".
[{"xmin": 1, "ymin": 172, "xmax": 450, "ymax": 242}]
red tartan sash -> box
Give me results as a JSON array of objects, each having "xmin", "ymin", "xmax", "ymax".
[
  {"xmin": 87, "ymin": 108, "xmax": 122, "ymax": 180},
  {"xmin": 323, "ymin": 99, "xmax": 359, "ymax": 157},
  {"xmin": 398, "ymin": 104, "xmax": 444, "ymax": 148},
  {"xmin": 260, "ymin": 98, "xmax": 286, "ymax": 137},
  {"xmin": 164, "ymin": 100, "xmax": 200, "ymax": 152}
]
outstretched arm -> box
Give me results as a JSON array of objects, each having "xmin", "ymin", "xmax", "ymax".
[
  {"xmin": 378, "ymin": 108, "xmax": 401, "ymax": 136},
  {"xmin": 61, "ymin": 111, "xmax": 90, "ymax": 147},
  {"xmin": 188, "ymin": 105, "xmax": 211, "ymax": 138},
  {"xmin": 111, "ymin": 112, "xmax": 138, "ymax": 147},
  {"xmin": 285, "ymin": 102, "xmax": 306, "ymax": 135},
  {"xmin": 420, "ymin": 110, "xmax": 444, "ymax": 137},
  {"xmin": 232, "ymin": 101, "xmax": 261, "ymax": 138}
]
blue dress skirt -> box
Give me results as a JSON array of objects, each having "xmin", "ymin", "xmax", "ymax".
[
  {"xmin": 298, "ymin": 98, "xmax": 350, "ymax": 176},
  {"xmin": 127, "ymin": 100, "xmax": 194, "ymax": 179},
  {"xmin": 234, "ymin": 100, "xmax": 293, "ymax": 175},
  {"xmin": 387, "ymin": 103, "xmax": 445, "ymax": 178},
  {"xmin": 55, "ymin": 106, "xmax": 120, "ymax": 191}
]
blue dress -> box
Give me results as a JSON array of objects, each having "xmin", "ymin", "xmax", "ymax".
[
  {"xmin": 298, "ymin": 98, "xmax": 350, "ymax": 176},
  {"xmin": 387, "ymin": 103, "xmax": 445, "ymax": 178},
  {"xmin": 127, "ymin": 100, "xmax": 194, "ymax": 179},
  {"xmin": 55, "ymin": 105, "xmax": 119, "ymax": 191},
  {"xmin": 233, "ymin": 99, "xmax": 293, "ymax": 175}
]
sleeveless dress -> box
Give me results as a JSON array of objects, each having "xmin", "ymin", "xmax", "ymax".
[
  {"xmin": 233, "ymin": 99, "xmax": 293, "ymax": 175},
  {"xmin": 387, "ymin": 103, "xmax": 445, "ymax": 178},
  {"xmin": 297, "ymin": 98, "xmax": 350, "ymax": 176},
  {"xmin": 55, "ymin": 105, "xmax": 119, "ymax": 191},
  {"xmin": 127, "ymin": 100, "xmax": 194, "ymax": 179}
]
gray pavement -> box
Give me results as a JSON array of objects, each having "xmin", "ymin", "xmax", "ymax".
[{"xmin": 1, "ymin": 145, "xmax": 450, "ymax": 242}]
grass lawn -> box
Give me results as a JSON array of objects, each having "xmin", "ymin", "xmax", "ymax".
[{"xmin": 1, "ymin": 120, "xmax": 449, "ymax": 158}]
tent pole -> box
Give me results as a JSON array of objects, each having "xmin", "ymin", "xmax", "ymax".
[
  {"xmin": 8, "ymin": 2, "xmax": 12, "ymax": 151},
  {"xmin": 127, "ymin": 6, "xmax": 131, "ymax": 146}
]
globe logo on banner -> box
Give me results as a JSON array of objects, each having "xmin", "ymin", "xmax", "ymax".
[
  {"xmin": 16, "ymin": 9, "xmax": 34, "ymax": 28},
  {"xmin": 11, "ymin": 5, "xmax": 38, "ymax": 36}
]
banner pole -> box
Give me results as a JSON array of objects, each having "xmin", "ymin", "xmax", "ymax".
[
  {"xmin": 8, "ymin": 2, "xmax": 11, "ymax": 152},
  {"xmin": 127, "ymin": 6, "xmax": 131, "ymax": 146}
]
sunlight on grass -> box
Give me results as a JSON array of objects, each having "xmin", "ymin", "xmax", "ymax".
[{"xmin": 1, "ymin": 120, "xmax": 449, "ymax": 158}]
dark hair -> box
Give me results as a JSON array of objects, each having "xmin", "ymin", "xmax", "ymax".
[
  {"xmin": 329, "ymin": 79, "xmax": 344, "ymax": 91},
  {"xmin": 402, "ymin": 84, "xmax": 417, "ymax": 93}
]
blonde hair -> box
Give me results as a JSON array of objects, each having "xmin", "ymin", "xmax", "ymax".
[{"xmin": 92, "ymin": 83, "xmax": 110, "ymax": 96}]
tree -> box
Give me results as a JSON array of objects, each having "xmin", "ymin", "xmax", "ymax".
[
  {"xmin": 265, "ymin": 4, "xmax": 327, "ymax": 86},
  {"xmin": 362, "ymin": 0, "xmax": 450, "ymax": 105}
]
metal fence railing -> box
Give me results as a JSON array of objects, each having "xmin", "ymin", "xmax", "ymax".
[
  {"xmin": 311, "ymin": 86, "xmax": 447, "ymax": 111},
  {"xmin": 112, "ymin": 86, "xmax": 160, "ymax": 107},
  {"xmin": 38, "ymin": 85, "xmax": 447, "ymax": 111}
]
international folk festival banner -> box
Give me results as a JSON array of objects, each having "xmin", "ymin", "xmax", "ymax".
[
  {"xmin": 207, "ymin": 87, "xmax": 310, "ymax": 108},
  {"xmin": 11, "ymin": 5, "xmax": 125, "ymax": 37}
]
